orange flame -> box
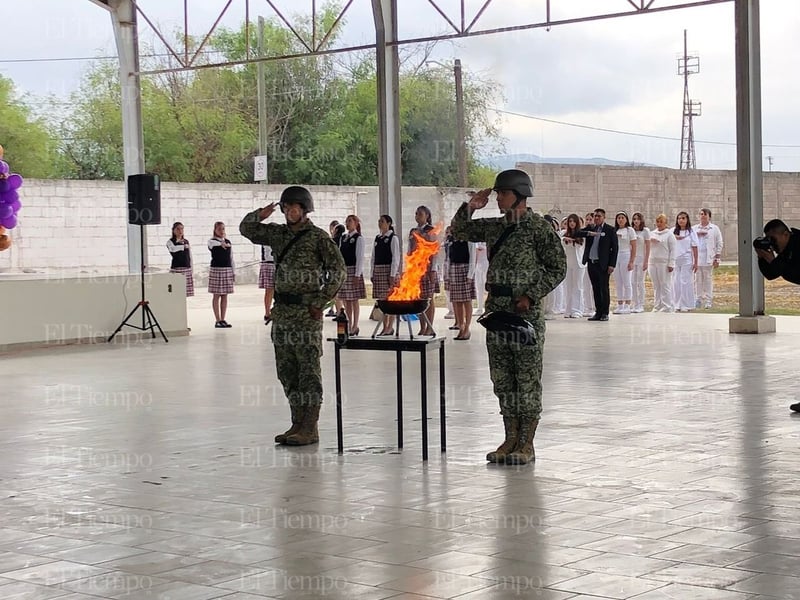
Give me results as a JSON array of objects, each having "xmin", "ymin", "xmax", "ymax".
[{"xmin": 389, "ymin": 224, "xmax": 442, "ymax": 300}]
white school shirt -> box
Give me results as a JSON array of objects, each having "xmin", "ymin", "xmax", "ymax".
[
  {"xmin": 694, "ymin": 223, "xmax": 723, "ymax": 266},
  {"xmin": 649, "ymin": 228, "xmax": 677, "ymax": 268},
  {"xmin": 371, "ymin": 231, "xmax": 401, "ymax": 278},
  {"xmin": 673, "ymin": 228, "xmax": 699, "ymax": 261},
  {"xmin": 616, "ymin": 226, "xmax": 637, "ymax": 253},
  {"xmin": 342, "ymin": 231, "xmax": 365, "ymax": 277},
  {"xmin": 633, "ymin": 228, "xmax": 650, "ymax": 264}
]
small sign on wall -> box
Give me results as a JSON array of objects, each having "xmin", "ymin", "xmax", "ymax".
[{"xmin": 254, "ymin": 155, "xmax": 268, "ymax": 182}]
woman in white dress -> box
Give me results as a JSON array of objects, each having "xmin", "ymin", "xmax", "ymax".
[
  {"xmin": 630, "ymin": 212, "xmax": 651, "ymax": 313},
  {"xmin": 648, "ymin": 213, "xmax": 677, "ymax": 312},
  {"xmin": 560, "ymin": 213, "xmax": 586, "ymax": 318},
  {"xmin": 612, "ymin": 212, "xmax": 637, "ymax": 314},
  {"xmin": 672, "ymin": 211, "xmax": 699, "ymax": 312}
]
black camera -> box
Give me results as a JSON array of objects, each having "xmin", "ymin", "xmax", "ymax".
[{"xmin": 753, "ymin": 236, "xmax": 773, "ymax": 251}]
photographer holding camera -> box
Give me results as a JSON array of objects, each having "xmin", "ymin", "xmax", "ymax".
[{"xmin": 754, "ymin": 219, "xmax": 800, "ymax": 412}]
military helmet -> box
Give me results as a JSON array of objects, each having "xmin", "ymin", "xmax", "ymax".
[
  {"xmin": 477, "ymin": 310, "xmax": 537, "ymax": 346},
  {"xmin": 492, "ymin": 169, "xmax": 533, "ymax": 198},
  {"xmin": 279, "ymin": 185, "xmax": 314, "ymax": 213}
]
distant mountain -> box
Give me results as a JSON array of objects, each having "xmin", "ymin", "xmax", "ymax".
[{"xmin": 483, "ymin": 153, "xmax": 657, "ymax": 170}]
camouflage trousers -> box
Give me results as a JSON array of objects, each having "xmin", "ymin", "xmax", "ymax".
[
  {"xmin": 271, "ymin": 304, "xmax": 324, "ymax": 407},
  {"xmin": 486, "ymin": 328, "xmax": 545, "ymax": 419}
]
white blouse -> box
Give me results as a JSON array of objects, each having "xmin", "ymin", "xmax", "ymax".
[
  {"xmin": 674, "ymin": 228, "xmax": 699, "ymax": 261},
  {"xmin": 616, "ymin": 226, "xmax": 637, "ymax": 253}
]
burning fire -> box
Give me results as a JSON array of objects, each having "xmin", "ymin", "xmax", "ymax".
[{"xmin": 389, "ymin": 224, "xmax": 442, "ymax": 300}]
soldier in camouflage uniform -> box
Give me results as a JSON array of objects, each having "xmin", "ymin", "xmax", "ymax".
[
  {"xmin": 240, "ymin": 186, "xmax": 346, "ymax": 446},
  {"xmin": 451, "ymin": 170, "xmax": 566, "ymax": 465}
]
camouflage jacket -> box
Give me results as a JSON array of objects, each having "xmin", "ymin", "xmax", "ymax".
[
  {"xmin": 451, "ymin": 204, "xmax": 566, "ymax": 316},
  {"xmin": 239, "ymin": 210, "xmax": 346, "ymax": 309}
]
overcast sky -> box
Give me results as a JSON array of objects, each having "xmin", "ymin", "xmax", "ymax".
[{"xmin": 2, "ymin": 0, "xmax": 798, "ymax": 171}]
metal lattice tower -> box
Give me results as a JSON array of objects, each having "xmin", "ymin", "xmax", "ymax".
[{"xmin": 678, "ymin": 29, "xmax": 702, "ymax": 169}]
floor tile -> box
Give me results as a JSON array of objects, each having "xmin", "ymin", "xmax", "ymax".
[{"xmin": 4, "ymin": 291, "xmax": 800, "ymax": 600}]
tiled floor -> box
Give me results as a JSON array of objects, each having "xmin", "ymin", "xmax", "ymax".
[{"xmin": 2, "ymin": 284, "xmax": 800, "ymax": 599}]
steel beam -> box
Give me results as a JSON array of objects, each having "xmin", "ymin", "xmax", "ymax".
[
  {"xmin": 106, "ymin": 0, "xmax": 147, "ymax": 273},
  {"xmin": 372, "ymin": 0, "xmax": 402, "ymax": 226},
  {"xmin": 731, "ymin": 0, "xmax": 768, "ymax": 331}
]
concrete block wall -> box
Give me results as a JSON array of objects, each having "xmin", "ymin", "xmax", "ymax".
[
  {"xmin": 3, "ymin": 167, "xmax": 799, "ymax": 276},
  {"xmin": 524, "ymin": 164, "xmax": 800, "ymax": 260}
]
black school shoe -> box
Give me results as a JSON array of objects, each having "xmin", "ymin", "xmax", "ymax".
[
  {"xmin": 215, "ymin": 321, "xmax": 225, "ymax": 328},
  {"xmin": 790, "ymin": 403, "xmax": 800, "ymax": 413}
]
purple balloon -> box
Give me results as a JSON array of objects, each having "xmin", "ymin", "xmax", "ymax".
[
  {"xmin": 0, "ymin": 161, "xmax": 8, "ymax": 175},
  {"xmin": 0, "ymin": 204, "xmax": 12, "ymax": 219},
  {"xmin": 0, "ymin": 213, "xmax": 17, "ymax": 229},
  {"xmin": 0, "ymin": 180, "xmax": 8, "ymax": 194},
  {"xmin": 6, "ymin": 174, "xmax": 22, "ymax": 191},
  {"xmin": 0, "ymin": 190, "xmax": 18, "ymax": 205},
  {"xmin": 10, "ymin": 198, "xmax": 21, "ymax": 213}
]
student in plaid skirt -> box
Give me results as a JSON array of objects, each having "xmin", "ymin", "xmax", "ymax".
[
  {"xmin": 338, "ymin": 214, "xmax": 366, "ymax": 335},
  {"xmin": 371, "ymin": 214, "xmax": 401, "ymax": 336},
  {"xmin": 327, "ymin": 221, "xmax": 346, "ymax": 318},
  {"xmin": 166, "ymin": 222, "xmax": 194, "ymax": 297},
  {"xmin": 409, "ymin": 205, "xmax": 439, "ymax": 335},
  {"xmin": 208, "ymin": 221, "xmax": 234, "ymax": 328},
  {"xmin": 447, "ymin": 233, "xmax": 476, "ymax": 340},
  {"xmin": 259, "ymin": 245, "xmax": 275, "ymax": 325}
]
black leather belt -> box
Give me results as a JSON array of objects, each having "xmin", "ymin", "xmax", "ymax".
[
  {"xmin": 488, "ymin": 284, "xmax": 513, "ymax": 297},
  {"xmin": 274, "ymin": 292, "xmax": 304, "ymax": 305}
]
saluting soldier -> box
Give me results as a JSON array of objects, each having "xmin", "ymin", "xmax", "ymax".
[
  {"xmin": 451, "ymin": 169, "xmax": 566, "ymax": 465},
  {"xmin": 240, "ymin": 186, "xmax": 346, "ymax": 446}
]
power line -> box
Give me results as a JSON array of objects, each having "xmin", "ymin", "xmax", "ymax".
[{"xmin": 494, "ymin": 108, "xmax": 800, "ymax": 149}]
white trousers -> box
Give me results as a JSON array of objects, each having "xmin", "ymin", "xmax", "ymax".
[
  {"xmin": 473, "ymin": 262, "xmax": 488, "ymax": 312},
  {"xmin": 632, "ymin": 260, "xmax": 647, "ymax": 310},
  {"xmin": 563, "ymin": 263, "xmax": 585, "ymax": 316},
  {"xmin": 673, "ymin": 257, "xmax": 696, "ymax": 310},
  {"xmin": 613, "ymin": 250, "xmax": 633, "ymax": 302},
  {"xmin": 695, "ymin": 265, "xmax": 713, "ymax": 305},
  {"xmin": 650, "ymin": 261, "xmax": 673, "ymax": 311}
]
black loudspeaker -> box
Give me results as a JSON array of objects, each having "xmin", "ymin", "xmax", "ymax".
[{"xmin": 127, "ymin": 174, "xmax": 161, "ymax": 225}]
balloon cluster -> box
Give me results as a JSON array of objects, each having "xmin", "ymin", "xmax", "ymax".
[{"xmin": 0, "ymin": 144, "xmax": 23, "ymax": 252}]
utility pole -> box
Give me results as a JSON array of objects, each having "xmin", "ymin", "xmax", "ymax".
[
  {"xmin": 767, "ymin": 155, "xmax": 774, "ymax": 171},
  {"xmin": 256, "ymin": 16, "xmax": 269, "ymax": 183},
  {"xmin": 678, "ymin": 30, "xmax": 701, "ymax": 169},
  {"xmin": 454, "ymin": 59, "xmax": 468, "ymax": 187},
  {"xmin": 426, "ymin": 59, "xmax": 468, "ymax": 187}
]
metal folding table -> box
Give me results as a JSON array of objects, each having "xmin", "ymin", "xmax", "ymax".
[{"xmin": 329, "ymin": 336, "xmax": 446, "ymax": 460}]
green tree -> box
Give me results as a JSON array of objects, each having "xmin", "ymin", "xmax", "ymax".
[
  {"xmin": 0, "ymin": 75, "xmax": 60, "ymax": 178},
  {"xmin": 55, "ymin": 0, "xmax": 503, "ymax": 185}
]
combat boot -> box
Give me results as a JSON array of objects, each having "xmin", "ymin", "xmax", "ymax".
[
  {"xmin": 505, "ymin": 418, "xmax": 539, "ymax": 465},
  {"xmin": 274, "ymin": 405, "xmax": 304, "ymax": 444},
  {"xmin": 486, "ymin": 417, "xmax": 519, "ymax": 463},
  {"xmin": 285, "ymin": 404, "xmax": 321, "ymax": 446}
]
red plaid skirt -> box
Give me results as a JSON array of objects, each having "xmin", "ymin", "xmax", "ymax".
[
  {"xmin": 258, "ymin": 261, "xmax": 275, "ymax": 289},
  {"xmin": 419, "ymin": 268, "xmax": 440, "ymax": 299},
  {"xmin": 339, "ymin": 265, "xmax": 366, "ymax": 300},
  {"xmin": 447, "ymin": 262, "xmax": 475, "ymax": 301},
  {"xmin": 371, "ymin": 263, "xmax": 394, "ymax": 299},
  {"xmin": 208, "ymin": 267, "xmax": 234, "ymax": 294},
  {"xmin": 170, "ymin": 267, "xmax": 194, "ymax": 297}
]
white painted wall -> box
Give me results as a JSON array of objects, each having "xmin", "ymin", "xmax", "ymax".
[{"xmin": 0, "ymin": 272, "xmax": 188, "ymax": 350}]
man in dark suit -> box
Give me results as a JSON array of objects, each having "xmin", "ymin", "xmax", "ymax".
[{"xmin": 582, "ymin": 208, "xmax": 618, "ymax": 321}]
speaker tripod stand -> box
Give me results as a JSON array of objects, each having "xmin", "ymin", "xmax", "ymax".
[{"xmin": 108, "ymin": 224, "xmax": 168, "ymax": 343}]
